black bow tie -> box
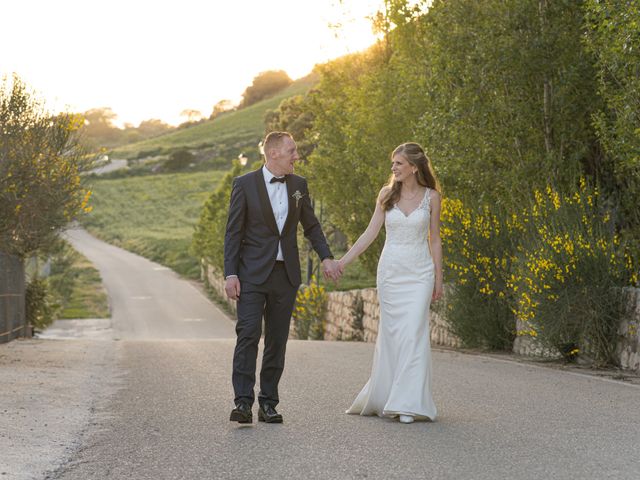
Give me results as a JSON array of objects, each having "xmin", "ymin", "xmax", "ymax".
[{"xmin": 270, "ymin": 176, "xmax": 286, "ymax": 184}]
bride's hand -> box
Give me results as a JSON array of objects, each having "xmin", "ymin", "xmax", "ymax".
[
  {"xmin": 432, "ymin": 282, "xmax": 443, "ymax": 301},
  {"xmin": 337, "ymin": 258, "xmax": 346, "ymax": 276}
]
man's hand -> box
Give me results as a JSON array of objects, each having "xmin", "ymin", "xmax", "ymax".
[
  {"xmin": 225, "ymin": 276, "xmax": 241, "ymax": 300},
  {"xmin": 321, "ymin": 258, "xmax": 342, "ymax": 282}
]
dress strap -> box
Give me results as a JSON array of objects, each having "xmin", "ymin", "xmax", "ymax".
[{"xmin": 421, "ymin": 187, "xmax": 431, "ymax": 210}]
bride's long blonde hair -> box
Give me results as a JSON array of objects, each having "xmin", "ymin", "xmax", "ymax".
[{"xmin": 381, "ymin": 143, "xmax": 441, "ymax": 211}]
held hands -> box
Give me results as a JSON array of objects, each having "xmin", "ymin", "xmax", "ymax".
[
  {"xmin": 224, "ymin": 276, "xmax": 241, "ymax": 300},
  {"xmin": 321, "ymin": 258, "xmax": 344, "ymax": 282}
]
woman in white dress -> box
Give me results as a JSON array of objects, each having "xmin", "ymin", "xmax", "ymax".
[{"xmin": 338, "ymin": 142, "xmax": 443, "ymax": 424}]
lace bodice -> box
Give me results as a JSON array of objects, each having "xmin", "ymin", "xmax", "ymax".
[{"xmin": 384, "ymin": 188, "xmax": 431, "ymax": 250}]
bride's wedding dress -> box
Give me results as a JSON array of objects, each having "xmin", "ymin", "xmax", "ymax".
[{"xmin": 347, "ymin": 188, "xmax": 437, "ymax": 421}]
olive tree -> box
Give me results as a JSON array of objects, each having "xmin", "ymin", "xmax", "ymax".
[{"xmin": 0, "ymin": 74, "xmax": 92, "ymax": 257}]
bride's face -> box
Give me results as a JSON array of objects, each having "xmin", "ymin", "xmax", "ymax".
[{"xmin": 391, "ymin": 154, "xmax": 414, "ymax": 182}]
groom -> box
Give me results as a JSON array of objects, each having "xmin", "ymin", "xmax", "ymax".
[{"xmin": 224, "ymin": 131, "xmax": 340, "ymax": 424}]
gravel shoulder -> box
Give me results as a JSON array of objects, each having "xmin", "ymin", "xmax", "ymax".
[{"xmin": 0, "ymin": 338, "xmax": 120, "ymax": 480}]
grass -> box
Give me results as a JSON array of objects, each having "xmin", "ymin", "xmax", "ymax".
[
  {"xmin": 82, "ymin": 167, "xmax": 377, "ymax": 288},
  {"xmin": 82, "ymin": 69, "xmax": 375, "ymax": 290},
  {"xmin": 111, "ymin": 75, "xmax": 318, "ymax": 159},
  {"xmin": 49, "ymin": 242, "xmax": 110, "ymax": 319},
  {"xmin": 82, "ymin": 170, "xmax": 226, "ymax": 278}
]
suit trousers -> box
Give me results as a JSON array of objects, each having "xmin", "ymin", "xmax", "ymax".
[{"xmin": 232, "ymin": 262, "xmax": 297, "ymax": 407}]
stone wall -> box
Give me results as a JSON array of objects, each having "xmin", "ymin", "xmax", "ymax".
[
  {"xmin": 202, "ymin": 261, "xmax": 639, "ymax": 371},
  {"xmin": 512, "ymin": 287, "xmax": 640, "ymax": 371},
  {"xmin": 0, "ymin": 253, "xmax": 27, "ymax": 344},
  {"xmin": 203, "ymin": 263, "xmax": 237, "ymax": 317},
  {"xmin": 324, "ymin": 287, "xmax": 462, "ymax": 348},
  {"xmin": 616, "ymin": 288, "xmax": 640, "ymax": 371}
]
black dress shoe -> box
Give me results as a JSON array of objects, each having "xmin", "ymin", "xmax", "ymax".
[
  {"xmin": 230, "ymin": 403, "xmax": 252, "ymax": 423},
  {"xmin": 258, "ymin": 404, "xmax": 283, "ymax": 424}
]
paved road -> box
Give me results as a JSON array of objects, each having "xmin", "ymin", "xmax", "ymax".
[
  {"xmin": 15, "ymin": 229, "xmax": 640, "ymax": 479},
  {"xmin": 52, "ymin": 340, "xmax": 640, "ymax": 480},
  {"xmin": 64, "ymin": 228, "xmax": 235, "ymax": 340},
  {"xmin": 88, "ymin": 158, "xmax": 128, "ymax": 175}
]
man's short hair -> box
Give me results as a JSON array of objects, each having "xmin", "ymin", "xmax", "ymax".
[{"xmin": 262, "ymin": 131, "xmax": 292, "ymax": 158}]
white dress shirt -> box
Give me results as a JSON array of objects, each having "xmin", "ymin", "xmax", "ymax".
[{"xmin": 262, "ymin": 166, "xmax": 288, "ymax": 261}]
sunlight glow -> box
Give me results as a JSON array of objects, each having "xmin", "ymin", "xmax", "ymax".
[{"xmin": 0, "ymin": 0, "xmax": 384, "ymax": 126}]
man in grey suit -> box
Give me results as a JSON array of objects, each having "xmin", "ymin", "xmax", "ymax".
[{"xmin": 224, "ymin": 131, "xmax": 340, "ymax": 424}]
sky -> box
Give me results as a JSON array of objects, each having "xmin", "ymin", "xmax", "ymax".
[{"xmin": 0, "ymin": 0, "xmax": 383, "ymax": 127}]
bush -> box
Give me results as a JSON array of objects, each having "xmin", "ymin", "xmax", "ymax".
[
  {"xmin": 25, "ymin": 278, "xmax": 59, "ymax": 331},
  {"xmin": 292, "ymin": 277, "xmax": 327, "ymax": 340},
  {"xmin": 163, "ymin": 149, "xmax": 194, "ymax": 171},
  {"xmin": 191, "ymin": 160, "xmax": 245, "ymax": 271},
  {"xmin": 0, "ymin": 75, "xmax": 91, "ymax": 257},
  {"xmin": 509, "ymin": 180, "xmax": 637, "ymax": 365},
  {"xmin": 135, "ymin": 147, "xmax": 165, "ymax": 159},
  {"xmin": 440, "ymin": 198, "xmax": 517, "ymax": 350}
]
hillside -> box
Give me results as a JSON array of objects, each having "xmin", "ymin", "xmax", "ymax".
[{"xmin": 111, "ymin": 74, "xmax": 318, "ymax": 160}]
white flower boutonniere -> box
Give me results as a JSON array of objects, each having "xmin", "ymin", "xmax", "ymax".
[{"xmin": 292, "ymin": 190, "xmax": 305, "ymax": 208}]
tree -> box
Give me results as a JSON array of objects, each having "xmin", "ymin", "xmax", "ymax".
[
  {"xmin": 0, "ymin": 75, "xmax": 92, "ymax": 257},
  {"xmin": 584, "ymin": 0, "xmax": 640, "ymax": 241},
  {"xmin": 239, "ymin": 70, "xmax": 293, "ymax": 109},
  {"xmin": 136, "ymin": 118, "xmax": 173, "ymax": 139},
  {"xmin": 180, "ymin": 109, "xmax": 203, "ymax": 123},
  {"xmin": 163, "ymin": 149, "xmax": 194, "ymax": 171},
  {"xmin": 191, "ymin": 161, "xmax": 246, "ymax": 271},
  {"xmin": 209, "ymin": 99, "xmax": 234, "ymax": 120},
  {"xmin": 81, "ymin": 107, "xmax": 124, "ymax": 149},
  {"xmin": 264, "ymin": 94, "xmax": 316, "ymax": 161}
]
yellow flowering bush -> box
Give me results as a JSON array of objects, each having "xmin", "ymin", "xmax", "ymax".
[
  {"xmin": 292, "ymin": 276, "xmax": 327, "ymax": 340},
  {"xmin": 440, "ymin": 198, "xmax": 516, "ymax": 349},
  {"xmin": 439, "ymin": 179, "xmax": 638, "ymax": 365},
  {"xmin": 509, "ymin": 180, "xmax": 637, "ymax": 365}
]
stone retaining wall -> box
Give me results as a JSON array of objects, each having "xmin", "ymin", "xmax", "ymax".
[
  {"xmin": 324, "ymin": 288, "xmax": 462, "ymax": 348},
  {"xmin": 203, "ymin": 262, "xmax": 639, "ymax": 371},
  {"xmin": 203, "ymin": 263, "xmax": 237, "ymax": 317},
  {"xmin": 512, "ymin": 287, "xmax": 640, "ymax": 371},
  {"xmin": 617, "ymin": 288, "xmax": 640, "ymax": 370}
]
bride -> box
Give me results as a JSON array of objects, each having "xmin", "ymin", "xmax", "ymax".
[{"xmin": 338, "ymin": 142, "xmax": 443, "ymax": 424}]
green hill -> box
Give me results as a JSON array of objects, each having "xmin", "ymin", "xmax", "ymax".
[{"xmin": 112, "ymin": 74, "xmax": 318, "ymax": 160}]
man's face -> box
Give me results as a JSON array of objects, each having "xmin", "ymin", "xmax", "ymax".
[{"xmin": 267, "ymin": 136, "xmax": 299, "ymax": 176}]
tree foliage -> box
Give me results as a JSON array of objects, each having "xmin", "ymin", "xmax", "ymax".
[
  {"xmin": 0, "ymin": 75, "xmax": 92, "ymax": 257},
  {"xmin": 210, "ymin": 99, "xmax": 235, "ymax": 120},
  {"xmin": 584, "ymin": 0, "xmax": 640, "ymax": 240},
  {"xmin": 302, "ymin": 0, "xmax": 635, "ymax": 276},
  {"xmin": 191, "ymin": 161, "xmax": 246, "ymax": 271},
  {"xmin": 239, "ymin": 70, "xmax": 293, "ymax": 109},
  {"xmin": 264, "ymin": 94, "xmax": 316, "ymax": 161}
]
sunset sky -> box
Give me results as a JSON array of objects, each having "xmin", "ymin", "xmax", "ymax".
[{"xmin": 0, "ymin": 0, "xmax": 383, "ymax": 127}]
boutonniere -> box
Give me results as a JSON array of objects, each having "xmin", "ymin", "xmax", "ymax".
[{"xmin": 292, "ymin": 190, "xmax": 305, "ymax": 208}]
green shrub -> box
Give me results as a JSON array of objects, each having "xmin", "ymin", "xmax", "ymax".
[
  {"xmin": 292, "ymin": 277, "xmax": 327, "ymax": 340},
  {"xmin": 190, "ymin": 160, "xmax": 245, "ymax": 272},
  {"xmin": 163, "ymin": 149, "xmax": 194, "ymax": 171},
  {"xmin": 509, "ymin": 181, "xmax": 637, "ymax": 365},
  {"xmin": 25, "ymin": 278, "xmax": 59, "ymax": 330},
  {"xmin": 440, "ymin": 198, "xmax": 517, "ymax": 350}
]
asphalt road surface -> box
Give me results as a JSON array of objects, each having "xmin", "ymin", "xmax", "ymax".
[{"xmin": 19, "ymin": 230, "xmax": 640, "ymax": 479}]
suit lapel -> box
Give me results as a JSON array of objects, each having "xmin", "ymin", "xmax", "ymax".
[{"xmin": 254, "ymin": 169, "xmax": 279, "ymax": 235}]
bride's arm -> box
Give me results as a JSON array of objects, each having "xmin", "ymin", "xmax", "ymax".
[
  {"xmin": 338, "ymin": 188, "xmax": 387, "ymax": 269},
  {"xmin": 429, "ymin": 190, "xmax": 443, "ymax": 300}
]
